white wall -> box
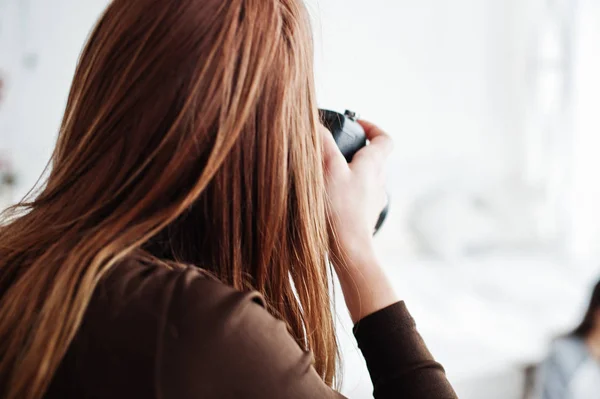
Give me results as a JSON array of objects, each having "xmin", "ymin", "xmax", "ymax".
[
  {"xmin": 309, "ymin": 0, "xmax": 569, "ymax": 262},
  {"xmin": 316, "ymin": 1, "xmax": 519, "ymax": 145},
  {"xmin": 311, "ymin": 0, "xmax": 526, "ymax": 185},
  {"xmin": 0, "ymin": 0, "xmax": 109, "ymax": 200},
  {"xmin": 570, "ymin": 0, "xmax": 600, "ymax": 259}
]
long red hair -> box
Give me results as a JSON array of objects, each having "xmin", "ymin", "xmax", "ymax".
[{"xmin": 0, "ymin": 1, "xmax": 338, "ymax": 398}]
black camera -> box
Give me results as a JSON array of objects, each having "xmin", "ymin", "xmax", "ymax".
[{"xmin": 319, "ymin": 109, "xmax": 389, "ymax": 234}]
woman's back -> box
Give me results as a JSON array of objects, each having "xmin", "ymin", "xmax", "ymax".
[{"xmin": 47, "ymin": 259, "xmax": 329, "ymax": 398}]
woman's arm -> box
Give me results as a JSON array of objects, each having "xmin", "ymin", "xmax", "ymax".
[
  {"xmin": 535, "ymin": 339, "xmax": 588, "ymax": 399},
  {"xmin": 321, "ymin": 119, "xmax": 400, "ymax": 323},
  {"xmin": 322, "ymin": 119, "xmax": 457, "ymax": 397},
  {"xmin": 354, "ymin": 301, "xmax": 456, "ymax": 398},
  {"xmin": 159, "ymin": 273, "xmax": 456, "ymax": 399}
]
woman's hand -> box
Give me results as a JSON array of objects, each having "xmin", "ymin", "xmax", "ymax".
[{"xmin": 322, "ymin": 120, "xmax": 399, "ymax": 323}]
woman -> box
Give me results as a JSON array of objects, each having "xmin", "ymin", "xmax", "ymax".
[
  {"xmin": 537, "ymin": 280, "xmax": 600, "ymax": 399},
  {"xmin": 0, "ymin": 1, "xmax": 457, "ymax": 398}
]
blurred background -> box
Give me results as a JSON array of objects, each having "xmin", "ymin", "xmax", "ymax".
[{"xmin": 1, "ymin": 0, "xmax": 600, "ymax": 398}]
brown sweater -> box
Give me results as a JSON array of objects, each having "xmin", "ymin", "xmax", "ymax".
[{"xmin": 45, "ymin": 259, "xmax": 457, "ymax": 398}]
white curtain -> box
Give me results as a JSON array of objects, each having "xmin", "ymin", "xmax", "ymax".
[{"xmin": 569, "ymin": 0, "xmax": 600, "ymax": 260}]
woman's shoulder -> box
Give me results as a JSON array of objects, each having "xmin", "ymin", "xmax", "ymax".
[
  {"xmin": 84, "ymin": 257, "xmax": 270, "ymax": 351},
  {"xmin": 549, "ymin": 336, "xmax": 588, "ymax": 359},
  {"xmin": 541, "ymin": 336, "xmax": 590, "ymax": 374},
  {"xmin": 92, "ymin": 257, "xmax": 264, "ymax": 317}
]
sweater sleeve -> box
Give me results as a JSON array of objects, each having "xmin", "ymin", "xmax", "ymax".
[
  {"xmin": 353, "ymin": 302, "xmax": 458, "ymax": 398},
  {"xmin": 159, "ymin": 270, "xmax": 457, "ymax": 399}
]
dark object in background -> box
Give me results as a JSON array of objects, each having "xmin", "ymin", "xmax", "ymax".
[
  {"xmin": 0, "ymin": 74, "xmax": 5, "ymax": 106},
  {"xmin": 319, "ymin": 109, "xmax": 389, "ymax": 234}
]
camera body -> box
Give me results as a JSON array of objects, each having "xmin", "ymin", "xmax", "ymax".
[{"xmin": 319, "ymin": 109, "xmax": 389, "ymax": 233}]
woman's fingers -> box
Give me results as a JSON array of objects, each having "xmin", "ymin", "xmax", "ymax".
[
  {"xmin": 358, "ymin": 119, "xmax": 394, "ymax": 159},
  {"xmin": 322, "ymin": 116, "xmax": 398, "ymax": 323},
  {"xmin": 349, "ymin": 120, "xmax": 393, "ymax": 172}
]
